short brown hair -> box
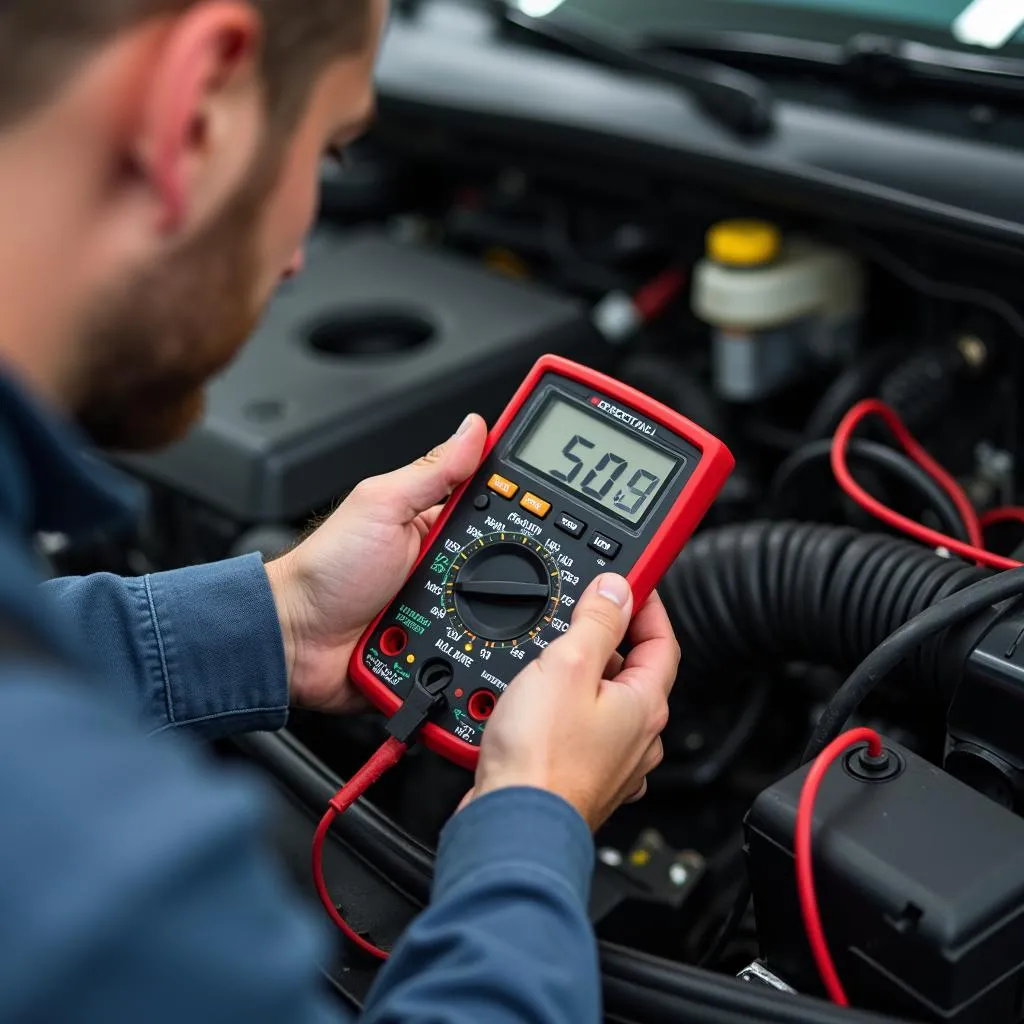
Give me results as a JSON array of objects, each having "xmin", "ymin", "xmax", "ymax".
[{"xmin": 0, "ymin": 1, "xmax": 370, "ymax": 128}]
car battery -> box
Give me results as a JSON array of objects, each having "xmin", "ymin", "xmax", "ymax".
[{"xmin": 745, "ymin": 739, "xmax": 1024, "ymax": 1022}]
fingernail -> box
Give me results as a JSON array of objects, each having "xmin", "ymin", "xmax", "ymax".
[
  {"xmin": 454, "ymin": 414, "xmax": 474, "ymax": 438},
  {"xmin": 596, "ymin": 573, "xmax": 631, "ymax": 608}
]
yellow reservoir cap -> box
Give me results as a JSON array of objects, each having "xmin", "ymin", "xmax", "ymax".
[{"xmin": 707, "ymin": 219, "xmax": 781, "ymax": 267}]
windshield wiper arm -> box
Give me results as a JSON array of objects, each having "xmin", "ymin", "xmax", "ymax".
[
  {"xmin": 638, "ymin": 29, "xmax": 1024, "ymax": 104},
  {"xmin": 843, "ymin": 33, "xmax": 1024, "ymax": 99},
  {"xmin": 488, "ymin": 1, "xmax": 774, "ymax": 137}
]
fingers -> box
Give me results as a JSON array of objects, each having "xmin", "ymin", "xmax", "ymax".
[
  {"xmin": 359, "ymin": 414, "xmax": 488, "ymax": 520},
  {"xmin": 604, "ymin": 651, "xmax": 625, "ymax": 679},
  {"xmin": 624, "ymin": 737, "xmax": 664, "ymax": 803},
  {"xmin": 616, "ymin": 591, "xmax": 681, "ymax": 702},
  {"xmin": 413, "ymin": 505, "xmax": 445, "ymax": 540},
  {"xmin": 541, "ymin": 574, "xmax": 633, "ymax": 684},
  {"xmin": 642, "ymin": 735, "xmax": 665, "ymax": 775}
]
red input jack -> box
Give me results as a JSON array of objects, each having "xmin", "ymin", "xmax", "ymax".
[
  {"xmin": 380, "ymin": 626, "xmax": 408, "ymax": 657},
  {"xmin": 467, "ymin": 689, "xmax": 496, "ymax": 721}
]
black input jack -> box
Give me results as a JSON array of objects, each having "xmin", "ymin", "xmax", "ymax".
[{"xmin": 417, "ymin": 658, "xmax": 455, "ymax": 694}]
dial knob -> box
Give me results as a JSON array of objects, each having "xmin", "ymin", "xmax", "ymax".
[{"xmin": 445, "ymin": 534, "xmax": 560, "ymax": 645}]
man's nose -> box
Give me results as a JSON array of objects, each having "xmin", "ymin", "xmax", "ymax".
[{"xmin": 283, "ymin": 247, "xmax": 305, "ymax": 280}]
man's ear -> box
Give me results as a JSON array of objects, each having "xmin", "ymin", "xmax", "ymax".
[{"xmin": 137, "ymin": 1, "xmax": 265, "ymax": 233}]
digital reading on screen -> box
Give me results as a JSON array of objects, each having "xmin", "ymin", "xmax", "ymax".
[{"xmin": 513, "ymin": 396, "xmax": 682, "ymax": 525}]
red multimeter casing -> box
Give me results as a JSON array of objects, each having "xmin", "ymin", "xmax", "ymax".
[{"xmin": 349, "ymin": 354, "xmax": 735, "ymax": 769}]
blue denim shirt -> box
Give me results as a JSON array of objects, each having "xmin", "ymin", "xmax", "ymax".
[{"xmin": 0, "ymin": 370, "xmax": 600, "ymax": 1023}]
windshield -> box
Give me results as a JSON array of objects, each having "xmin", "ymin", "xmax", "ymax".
[{"xmin": 528, "ymin": 0, "xmax": 1024, "ymax": 54}]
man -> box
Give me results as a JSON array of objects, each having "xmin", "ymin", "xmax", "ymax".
[{"xmin": 0, "ymin": 2, "xmax": 678, "ymax": 1022}]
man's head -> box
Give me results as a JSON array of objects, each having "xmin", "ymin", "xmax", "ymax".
[{"xmin": 0, "ymin": 0, "xmax": 385, "ymax": 449}]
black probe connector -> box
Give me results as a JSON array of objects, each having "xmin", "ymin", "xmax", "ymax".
[{"xmin": 386, "ymin": 664, "xmax": 453, "ymax": 744}]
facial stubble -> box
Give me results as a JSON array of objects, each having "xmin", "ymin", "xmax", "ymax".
[{"xmin": 75, "ymin": 152, "xmax": 281, "ymax": 452}]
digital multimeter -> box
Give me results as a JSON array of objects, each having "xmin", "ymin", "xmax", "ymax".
[{"xmin": 350, "ymin": 355, "xmax": 735, "ymax": 769}]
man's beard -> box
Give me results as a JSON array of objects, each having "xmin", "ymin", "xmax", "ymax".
[{"xmin": 75, "ymin": 155, "xmax": 278, "ymax": 452}]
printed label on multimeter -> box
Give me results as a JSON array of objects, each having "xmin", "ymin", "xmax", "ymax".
[{"xmin": 350, "ymin": 355, "xmax": 734, "ymax": 769}]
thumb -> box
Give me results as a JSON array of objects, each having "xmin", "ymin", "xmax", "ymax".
[
  {"xmin": 365, "ymin": 414, "xmax": 488, "ymax": 519},
  {"xmin": 543, "ymin": 573, "xmax": 633, "ymax": 681}
]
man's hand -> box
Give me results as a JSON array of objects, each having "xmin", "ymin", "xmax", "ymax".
[
  {"xmin": 464, "ymin": 574, "xmax": 680, "ymax": 832},
  {"xmin": 265, "ymin": 414, "xmax": 488, "ymax": 713}
]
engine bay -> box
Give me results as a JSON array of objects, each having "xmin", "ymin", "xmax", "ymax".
[{"xmin": 58, "ymin": 4, "xmax": 1024, "ymax": 1020}]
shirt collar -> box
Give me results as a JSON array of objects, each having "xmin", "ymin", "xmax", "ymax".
[{"xmin": 0, "ymin": 370, "xmax": 143, "ymax": 539}]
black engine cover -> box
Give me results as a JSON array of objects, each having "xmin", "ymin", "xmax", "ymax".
[{"xmin": 119, "ymin": 228, "xmax": 600, "ymax": 524}]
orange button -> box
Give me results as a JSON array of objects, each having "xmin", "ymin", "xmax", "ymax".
[
  {"xmin": 487, "ymin": 473, "xmax": 519, "ymax": 500},
  {"xmin": 520, "ymin": 492, "xmax": 551, "ymax": 519}
]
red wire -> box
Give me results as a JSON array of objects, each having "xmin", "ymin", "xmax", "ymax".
[
  {"xmin": 981, "ymin": 506, "xmax": 1024, "ymax": 529},
  {"xmin": 832, "ymin": 400, "xmax": 1020, "ymax": 570},
  {"xmin": 633, "ymin": 266, "xmax": 688, "ymax": 322},
  {"xmin": 795, "ymin": 727, "xmax": 883, "ymax": 1007},
  {"xmin": 312, "ymin": 736, "xmax": 409, "ymax": 961}
]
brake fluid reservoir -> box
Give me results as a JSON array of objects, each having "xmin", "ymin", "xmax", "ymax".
[{"xmin": 693, "ymin": 220, "xmax": 863, "ymax": 403}]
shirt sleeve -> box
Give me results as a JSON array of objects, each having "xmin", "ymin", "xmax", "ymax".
[
  {"xmin": 362, "ymin": 787, "xmax": 602, "ymax": 1024},
  {"xmin": 41, "ymin": 553, "xmax": 290, "ymax": 740},
  {"xmin": 38, "ymin": 555, "xmax": 603, "ymax": 1023},
  {"xmin": 0, "ymin": 661, "xmax": 601, "ymax": 1024},
  {"xmin": 0, "ymin": 664, "xmax": 344, "ymax": 1024}
]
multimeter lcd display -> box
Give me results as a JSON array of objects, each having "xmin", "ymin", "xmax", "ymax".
[{"xmin": 513, "ymin": 396, "xmax": 682, "ymax": 525}]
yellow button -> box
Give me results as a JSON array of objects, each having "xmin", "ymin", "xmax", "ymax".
[
  {"xmin": 520, "ymin": 492, "xmax": 551, "ymax": 519},
  {"xmin": 488, "ymin": 473, "xmax": 519, "ymax": 500},
  {"xmin": 707, "ymin": 219, "xmax": 781, "ymax": 268}
]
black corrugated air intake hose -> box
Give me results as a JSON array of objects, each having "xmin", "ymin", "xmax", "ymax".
[{"xmin": 661, "ymin": 521, "xmax": 989, "ymax": 701}]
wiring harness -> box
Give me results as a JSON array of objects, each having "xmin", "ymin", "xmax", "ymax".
[
  {"xmin": 781, "ymin": 398, "xmax": 1024, "ymax": 1005},
  {"xmin": 679, "ymin": 391, "xmax": 1024, "ymax": 1002}
]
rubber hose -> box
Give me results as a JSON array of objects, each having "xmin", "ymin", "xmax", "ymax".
[
  {"xmin": 662, "ymin": 522, "xmax": 987, "ymax": 699},
  {"xmin": 879, "ymin": 344, "xmax": 970, "ymax": 435},
  {"xmin": 803, "ymin": 347, "xmax": 900, "ymax": 441}
]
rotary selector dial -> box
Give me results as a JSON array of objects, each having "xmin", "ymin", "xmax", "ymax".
[{"xmin": 444, "ymin": 533, "xmax": 561, "ymax": 647}]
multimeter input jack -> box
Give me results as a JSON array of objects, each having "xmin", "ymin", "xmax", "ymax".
[
  {"xmin": 416, "ymin": 658, "xmax": 455, "ymax": 692},
  {"xmin": 379, "ymin": 626, "xmax": 408, "ymax": 657},
  {"xmin": 468, "ymin": 689, "xmax": 496, "ymax": 722}
]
